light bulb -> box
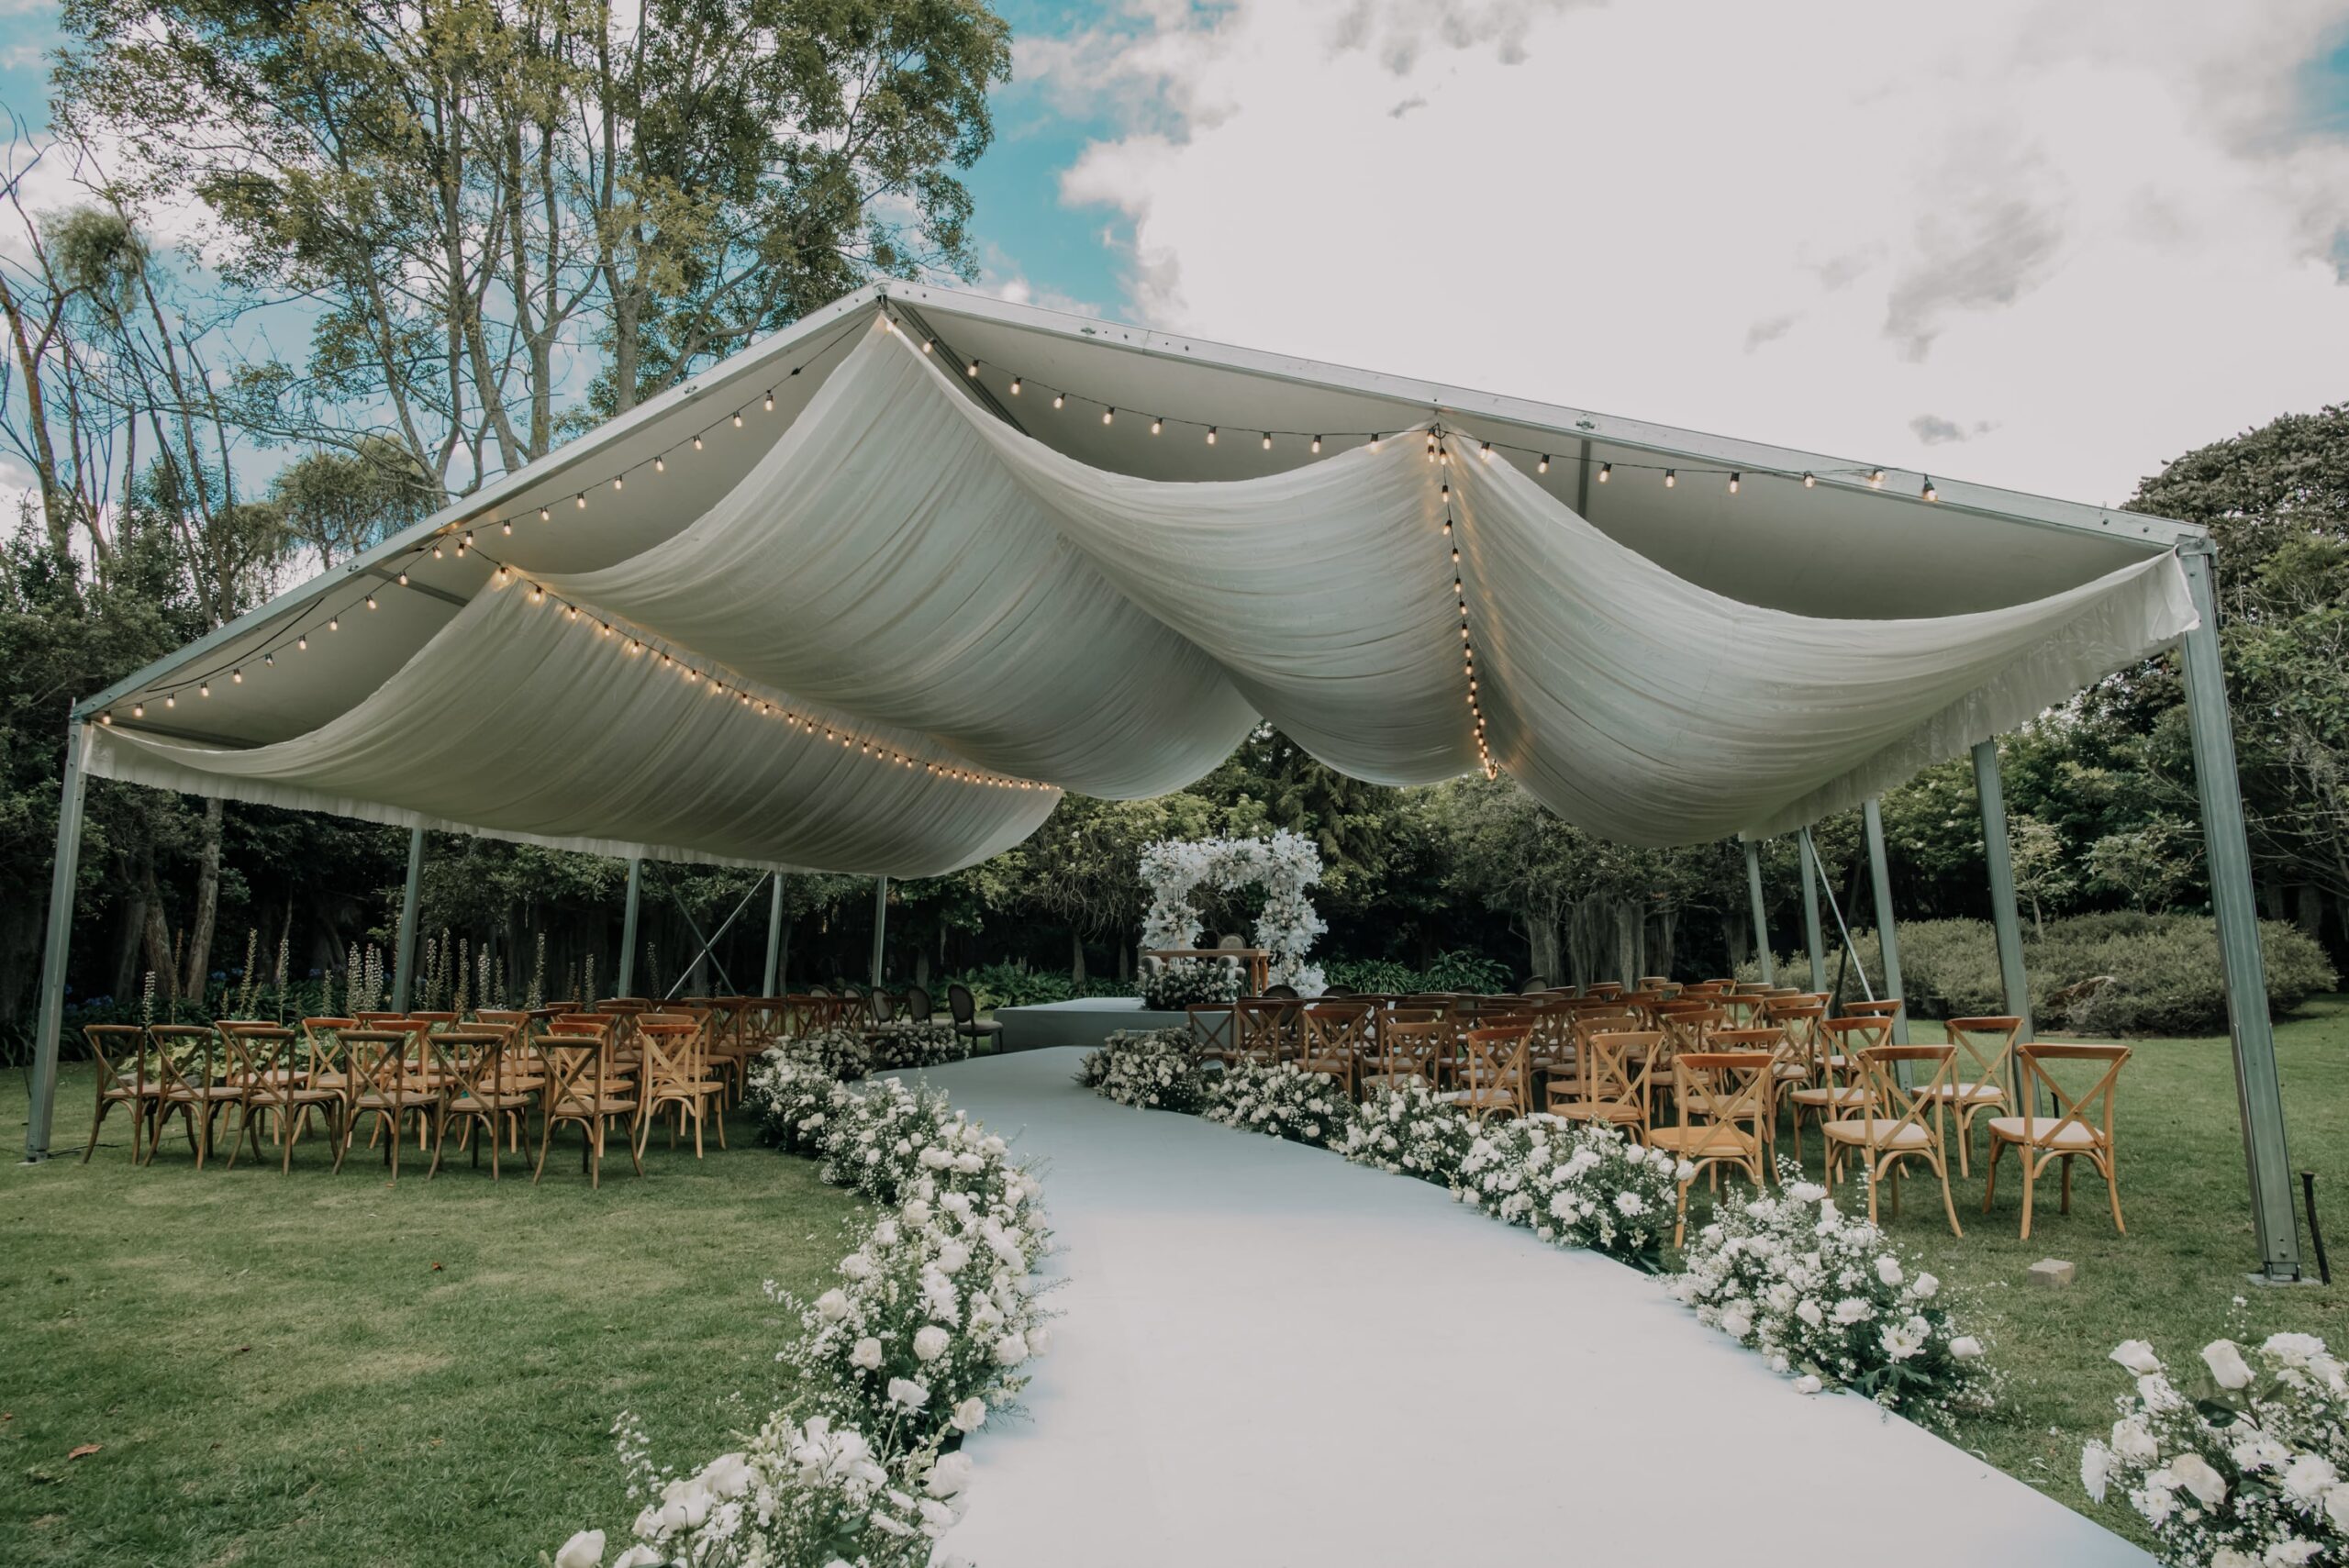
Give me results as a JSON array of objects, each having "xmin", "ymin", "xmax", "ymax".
[
  {"xmin": 365, "ymin": 595, "xmax": 377, "ymax": 609},
  {"xmin": 396, "ymin": 572, "xmax": 408, "ymax": 585},
  {"xmin": 1312, "ymin": 436, "xmax": 1323, "ymax": 453},
  {"xmin": 297, "ymin": 635, "xmax": 307, "ymax": 651},
  {"xmin": 731, "ymin": 412, "xmax": 742, "ymax": 428},
  {"xmin": 494, "ymin": 567, "xmax": 508, "ymax": 586},
  {"xmin": 966, "ymin": 360, "xmax": 979, "ymax": 377},
  {"xmin": 764, "ymin": 391, "xmax": 775, "ymax": 409},
  {"xmin": 1729, "ymin": 473, "xmax": 1741, "ymax": 495},
  {"xmin": 1537, "ymin": 454, "xmax": 1549, "ymax": 473},
  {"xmin": 694, "ymin": 435, "xmax": 704, "ymax": 451},
  {"xmin": 100, "ymin": 711, "xmax": 112, "ymax": 725},
  {"xmin": 263, "ymin": 652, "xmax": 273, "ymax": 667},
  {"xmin": 574, "ymin": 494, "xmax": 585, "ymax": 510},
  {"xmin": 1206, "ymin": 427, "xmax": 1218, "ymax": 445},
  {"xmin": 1009, "ymin": 377, "xmax": 1020, "ymax": 395},
  {"xmin": 503, "ymin": 518, "xmax": 514, "ymax": 534},
  {"xmin": 1869, "ymin": 468, "xmax": 1884, "ymax": 487},
  {"xmin": 166, "ymin": 693, "xmax": 176, "ymax": 707},
  {"xmin": 1664, "ymin": 469, "xmax": 1676, "ymax": 488},
  {"xmin": 1151, "ymin": 417, "xmax": 1163, "ymax": 435},
  {"xmin": 536, "ymin": 508, "xmax": 547, "ymax": 523},
  {"xmin": 529, "ymin": 585, "xmax": 544, "ymax": 604},
  {"xmin": 432, "ymin": 542, "xmax": 444, "ymax": 559},
  {"xmin": 132, "ymin": 704, "xmax": 143, "ymax": 718},
  {"xmin": 655, "ymin": 456, "xmax": 665, "ymax": 473},
  {"xmin": 920, "ymin": 340, "xmax": 933, "ymax": 355},
  {"xmin": 1103, "ymin": 407, "xmax": 1113, "ymax": 425},
  {"xmin": 612, "ymin": 475, "xmax": 623, "ymax": 492},
  {"xmin": 1479, "ymin": 442, "xmax": 1493, "ymax": 462},
  {"xmin": 231, "ymin": 668, "xmax": 242, "ymax": 684},
  {"xmin": 1922, "ymin": 477, "xmax": 1938, "ymax": 502},
  {"xmin": 1598, "ymin": 462, "xmax": 1611, "ymax": 483},
  {"xmin": 1052, "ymin": 393, "xmax": 1064, "ymax": 409},
  {"xmin": 199, "ymin": 682, "xmax": 210, "ymax": 697},
  {"xmin": 1370, "ymin": 435, "xmax": 1383, "ymax": 451},
  {"xmin": 1802, "ymin": 472, "xmax": 1816, "ymax": 487},
  {"xmin": 461, "ymin": 532, "xmax": 472, "ymax": 551}
]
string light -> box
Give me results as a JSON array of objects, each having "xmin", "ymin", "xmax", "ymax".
[
  {"xmin": 965, "ymin": 360, "xmax": 980, "ymax": 377},
  {"xmin": 694, "ymin": 435, "xmax": 704, "ymax": 451},
  {"xmin": 1312, "ymin": 436, "xmax": 1323, "ymax": 453},
  {"xmin": 574, "ymin": 494, "xmax": 586, "ymax": 510},
  {"xmin": 297, "ymin": 635, "xmax": 307, "ymax": 651},
  {"xmin": 1479, "ymin": 442, "xmax": 1493, "ymax": 462},
  {"xmin": 1729, "ymin": 473, "xmax": 1741, "ymax": 495},
  {"xmin": 396, "ymin": 571, "xmax": 409, "ymax": 585},
  {"xmin": 763, "ymin": 390, "xmax": 775, "ymax": 411},
  {"xmin": 1664, "ymin": 469, "xmax": 1676, "ymax": 488},
  {"xmin": 1151, "ymin": 417, "xmax": 1163, "ymax": 435},
  {"xmin": 1922, "ymin": 476, "xmax": 1938, "ymax": 503},
  {"xmin": 433, "ymin": 542, "xmax": 445, "ymax": 559},
  {"xmin": 365, "ymin": 595, "xmax": 377, "ymax": 609},
  {"xmin": 231, "ymin": 668, "xmax": 242, "ymax": 684},
  {"xmin": 1052, "ymin": 392, "xmax": 1064, "ymax": 410},
  {"xmin": 1206, "ymin": 427, "xmax": 1218, "ymax": 445},
  {"xmin": 1103, "ymin": 407, "xmax": 1114, "ymax": 426},
  {"xmin": 1009, "ymin": 377, "xmax": 1021, "ymax": 395},
  {"xmin": 731, "ymin": 412, "xmax": 742, "ymax": 428},
  {"xmin": 654, "ymin": 456, "xmax": 665, "ymax": 473},
  {"xmin": 1598, "ymin": 462, "xmax": 1611, "ymax": 483},
  {"xmin": 1869, "ymin": 468, "xmax": 1885, "ymax": 488},
  {"xmin": 612, "ymin": 475, "xmax": 623, "ymax": 493},
  {"xmin": 1262, "ymin": 432, "xmax": 1273, "ymax": 450},
  {"xmin": 1537, "ymin": 454, "xmax": 1549, "ymax": 473},
  {"xmin": 198, "ymin": 682, "xmax": 210, "ymax": 697},
  {"xmin": 1802, "ymin": 472, "xmax": 1816, "ymax": 487}
]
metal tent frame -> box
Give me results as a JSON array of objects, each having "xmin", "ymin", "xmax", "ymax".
[{"xmin": 19, "ymin": 283, "xmax": 2299, "ymax": 1279}]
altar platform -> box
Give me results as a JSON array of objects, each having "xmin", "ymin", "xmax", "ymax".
[{"xmin": 994, "ymin": 995, "xmax": 1190, "ymax": 1051}]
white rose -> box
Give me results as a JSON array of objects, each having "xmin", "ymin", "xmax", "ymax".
[
  {"xmin": 1797, "ymin": 1299, "xmax": 1824, "ymax": 1329},
  {"xmin": 612, "ymin": 1548, "xmax": 664, "ymax": 1568},
  {"xmin": 1720, "ymin": 1306, "xmax": 1753, "ymax": 1340},
  {"xmin": 2170, "ymin": 1451, "xmax": 2228, "ymax": 1507},
  {"xmin": 851, "ymin": 1336, "xmax": 884, "ymax": 1370},
  {"xmin": 840, "ymin": 1254, "xmax": 874, "ymax": 1281},
  {"xmin": 2280, "ymin": 1452, "xmax": 2336, "ymax": 1499},
  {"xmin": 2325, "ymin": 1485, "xmax": 2349, "ymax": 1535},
  {"xmin": 994, "ymin": 1332, "xmax": 1029, "ymax": 1366},
  {"xmin": 1832, "ymin": 1298, "xmax": 1872, "ymax": 1326},
  {"xmin": 1792, "ymin": 1374, "xmax": 1822, "ymax": 1395},
  {"xmin": 554, "ymin": 1529, "xmax": 606, "ymax": 1568},
  {"xmin": 699, "ymin": 1451, "xmax": 753, "ymax": 1497},
  {"xmin": 2110, "ymin": 1340, "xmax": 2162, "ymax": 1375},
  {"xmin": 936, "ymin": 1240, "xmax": 971, "ymax": 1274},
  {"xmin": 1909, "ymin": 1272, "xmax": 1940, "ymax": 1299},
  {"xmin": 2202, "ymin": 1339, "xmax": 2254, "ymax": 1390},
  {"xmin": 1875, "ymin": 1256, "xmax": 1904, "ymax": 1287},
  {"xmin": 886, "ymin": 1376, "xmax": 930, "ymax": 1409},
  {"xmin": 952, "ymin": 1396, "xmax": 987, "ymax": 1433},
  {"xmin": 2110, "ymin": 1417, "xmax": 2160, "ymax": 1463},
  {"xmin": 927, "ymin": 1451, "xmax": 975, "ymax": 1498},
  {"xmin": 815, "ymin": 1289, "xmax": 850, "ymax": 1321},
  {"xmin": 2263, "ymin": 1332, "xmax": 2325, "ymax": 1365},
  {"xmin": 1950, "ymin": 1336, "xmax": 1984, "ymax": 1359},
  {"xmin": 2080, "ymin": 1443, "xmax": 2110, "ymax": 1503},
  {"xmin": 914, "ymin": 1326, "xmax": 952, "ymax": 1363},
  {"xmin": 1027, "ymin": 1323, "xmax": 1052, "ymax": 1353}
]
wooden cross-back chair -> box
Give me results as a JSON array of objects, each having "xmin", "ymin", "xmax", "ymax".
[
  {"xmin": 145, "ymin": 1024, "xmax": 241, "ymax": 1169},
  {"xmin": 636, "ymin": 1016, "xmax": 727, "ymax": 1158},
  {"xmin": 535, "ymin": 1031, "xmax": 642, "ymax": 1187},
  {"xmin": 1442, "ymin": 1025, "xmax": 1531, "ymax": 1123},
  {"xmin": 1983, "ymin": 1042, "xmax": 2131, "ymax": 1240},
  {"xmin": 1523, "ymin": 1002, "xmax": 1579, "ymax": 1097},
  {"xmin": 1842, "ymin": 998, "xmax": 1903, "ymax": 1020},
  {"xmin": 1297, "ymin": 1002, "xmax": 1375, "ymax": 1095},
  {"xmin": 1822, "ymin": 1044, "xmax": 1965, "ymax": 1235},
  {"xmin": 221, "ymin": 1025, "xmax": 341, "ymax": 1173},
  {"xmin": 1709, "ymin": 1025, "xmax": 1797, "ymax": 1162},
  {"xmin": 79, "ymin": 1024, "xmax": 158, "ymax": 1163},
  {"xmin": 1649, "ymin": 1050, "xmax": 1776, "ymax": 1246},
  {"xmin": 1231, "ymin": 998, "xmax": 1301, "ymax": 1066},
  {"xmin": 1788, "ymin": 1015, "xmax": 1893, "ymax": 1162},
  {"xmin": 332, "ymin": 1029, "xmax": 440, "ymax": 1181},
  {"xmin": 1925, "ymin": 1016, "xmax": 2022, "ymax": 1175},
  {"xmin": 1359, "ymin": 1018, "xmax": 1448, "ymax": 1095},
  {"xmin": 1545, "ymin": 1028, "xmax": 1657, "ymax": 1140},
  {"xmin": 1186, "ymin": 1002, "xmax": 1238, "ymax": 1064},
  {"xmin": 429, "ymin": 1026, "xmax": 533, "ymax": 1179}
]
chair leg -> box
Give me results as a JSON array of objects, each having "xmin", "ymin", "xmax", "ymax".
[
  {"xmin": 2104, "ymin": 1155, "xmax": 2125, "ymax": 1233},
  {"xmin": 1932, "ymin": 1148, "xmax": 1963, "ymax": 1238},
  {"xmin": 428, "ymin": 1107, "xmax": 449, "ymax": 1179},
  {"xmin": 713, "ymin": 1095, "xmax": 726, "ymax": 1151},
  {"xmin": 1954, "ymin": 1110, "xmax": 1971, "ymax": 1177},
  {"xmin": 1673, "ymin": 1178, "xmax": 1690, "ymax": 1250},
  {"xmin": 2061, "ymin": 1153, "xmax": 2075, "ymax": 1214},
  {"xmin": 533, "ymin": 1118, "xmax": 557, "ymax": 1184},
  {"xmin": 2018, "ymin": 1151, "xmax": 2039, "ymax": 1241},
  {"xmin": 81, "ymin": 1097, "xmax": 112, "ymax": 1163},
  {"xmin": 1980, "ymin": 1138, "xmax": 2002, "ymax": 1214},
  {"xmin": 1865, "ymin": 1161, "xmax": 1880, "ymax": 1226},
  {"xmin": 624, "ymin": 1118, "xmax": 644, "ymax": 1178}
]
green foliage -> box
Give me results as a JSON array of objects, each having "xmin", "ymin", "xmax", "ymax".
[
  {"xmin": 940, "ymin": 962, "xmax": 1074, "ymax": 1011},
  {"xmin": 1881, "ymin": 914, "xmax": 2336, "ymax": 1035},
  {"xmin": 1320, "ymin": 949, "xmax": 1515, "ymax": 995}
]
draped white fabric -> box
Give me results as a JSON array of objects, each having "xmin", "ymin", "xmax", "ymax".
[{"xmin": 86, "ymin": 317, "xmax": 2199, "ymax": 868}]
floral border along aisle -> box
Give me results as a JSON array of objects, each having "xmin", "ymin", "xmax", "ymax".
[
  {"xmin": 550, "ymin": 1044, "xmax": 1051, "ymax": 1568},
  {"xmin": 2082, "ymin": 1333, "xmax": 2349, "ymax": 1566},
  {"xmin": 1074, "ymin": 1031, "xmax": 1995, "ymax": 1427}
]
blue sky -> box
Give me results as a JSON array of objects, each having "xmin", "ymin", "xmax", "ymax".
[{"xmin": 5, "ymin": 1, "xmax": 2349, "ymax": 506}]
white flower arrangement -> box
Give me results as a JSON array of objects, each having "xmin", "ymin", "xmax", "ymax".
[
  {"xmin": 868, "ymin": 1019, "xmax": 973, "ymax": 1071},
  {"xmin": 1202, "ymin": 1060, "xmax": 1353, "ymax": 1148},
  {"xmin": 1664, "ymin": 1166, "xmax": 1994, "ymax": 1428},
  {"xmin": 2080, "ymin": 1332, "xmax": 2349, "ymax": 1567},
  {"xmin": 1456, "ymin": 1115, "xmax": 1689, "ymax": 1271},
  {"xmin": 772, "ymin": 1026, "xmax": 875, "ymax": 1084},
  {"xmin": 1077, "ymin": 1029, "xmax": 1210, "ymax": 1113},
  {"xmin": 1138, "ymin": 830, "xmax": 1329, "ymax": 993},
  {"xmin": 1137, "ymin": 956, "xmax": 1242, "ymax": 1011},
  {"xmin": 561, "ymin": 1068, "xmax": 1049, "ymax": 1567},
  {"xmin": 1339, "ymin": 1077, "xmax": 1476, "ymax": 1186}
]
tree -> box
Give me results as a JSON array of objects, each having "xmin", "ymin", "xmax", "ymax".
[
  {"xmin": 2086, "ymin": 817, "xmax": 2199, "ymax": 911},
  {"xmin": 2006, "ymin": 812, "xmax": 2073, "ymax": 936},
  {"xmin": 56, "ymin": 0, "xmax": 1013, "ymax": 491}
]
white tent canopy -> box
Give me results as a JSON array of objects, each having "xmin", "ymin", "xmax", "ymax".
[{"xmin": 79, "ymin": 291, "xmax": 2197, "ymax": 873}]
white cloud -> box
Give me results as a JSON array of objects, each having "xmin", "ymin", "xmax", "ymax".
[{"xmin": 1039, "ymin": 0, "xmax": 2349, "ymax": 505}]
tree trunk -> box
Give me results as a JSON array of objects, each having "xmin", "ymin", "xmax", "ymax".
[
  {"xmin": 1526, "ymin": 918, "xmax": 1563, "ymax": 989},
  {"xmin": 141, "ymin": 864, "xmax": 174, "ymax": 1000},
  {"xmin": 1070, "ymin": 929, "xmax": 1087, "ymax": 984},
  {"xmin": 180, "ymin": 796, "xmax": 224, "ymax": 1000},
  {"xmin": 2295, "ymin": 884, "xmax": 2323, "ymax": 939},
  {"xmin": 112, "ymin": 857, "xmax": 151, "ymax": 1002},
  {"xmin": 1723, "ymin": 915, "xmax": 1748, "ymax": 973}
]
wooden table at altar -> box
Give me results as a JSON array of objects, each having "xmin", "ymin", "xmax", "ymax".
[{"xmin": 1143, "ymin": 948, "xmax": 1272, "ymax": 995}]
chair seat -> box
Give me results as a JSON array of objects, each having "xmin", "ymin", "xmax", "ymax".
[
  {"xmin": 1358, "ymin": 1071, "xmax": 1431, "ymax": 1092},
  {"xmin": 1922, "ymin": 1082, "xmax": 2004, "ymax": 1103},
  {"xmin": 1820, "ymin": 1118, "xmax": 1934, "ymax": 1150},
  {"xmin": 448, "ymin": 1091, "xmax": 534, "ymax": 1112},
  {"xmin": 165, "ymin": 1085, "xmax": 246, "ymax": 1103},
  {"xmin": 956, "ymin": 1020, "xmax": 1005, "ymax": 1037},
  {"xmin": 1550, "ymin": 1100, "xmax": 1642, "ymax": 1124},
  {"xmin": 551, "ymin": 1095, "xmax": 637, "ymax": 1116},
  {"xmin": 354, "ymin": 1090, "xmax": 439, "ymax": 1109},
  {"xmin": 1646, "ymin": 1125, "xmax": 1758, "ymax": 1157},
  {"xmin": 1986, "ymin": 1116, "xmax": 2101, "ymax": 1149},
  {"xmin": 100, "ymin": 1084, "xmax": 161, "ymax": 1102},
  {"xmin": 1789, "ymin": 1084, "xmax": 1865, "ymax": 1106},
  {"xmin": 1298, "ymin": 1055, "xmax": 1353, "ymax": 1075},
  {"xmin": 1439, "ymin": 1088, "xmax": 1519, "ymax": 1110}
]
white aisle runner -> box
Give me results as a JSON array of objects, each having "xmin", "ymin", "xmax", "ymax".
[{"xmin": 922, "ymin": 1049, "xmax": 2146, "ymax": 1568}]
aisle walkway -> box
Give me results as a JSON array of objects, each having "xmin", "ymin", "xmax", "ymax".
[{"xmin": 922, "ymin": 1049, "xmax": 2146, "ymax": 1567}]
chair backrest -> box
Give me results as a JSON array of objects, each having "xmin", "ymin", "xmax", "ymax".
[
  {"xmin": 947, "ymin": 983, "xmax": 978, "ymax": 1025},
  {"xmin": 1303, "ymin": 1002, "xmax": 1375, "ymax": 1061},
  {"xmin": 540, "ymin": 1033, "xmax": 618, "ymax": 1109},
  {"xmin": 301, "ymin": 1017, "xmax": 356, "ymax": 1082},
  {"xmin": 1459, "ymin": 1025, "xmax": 1531, "ymax": 1117},
  {"xmin": 1945, "ymin": 1016, "xmax": 2023, "ymax": 1090},
  {"xmin": 2015, "ymin": 1042, "xmax": 2130, "ymax": 1147},
  {"xmin": 1820, "ymin": 1015, "xmax": 1894, "ymax": 1080},
  {"xmin": 1843, "ymin": 997, "xmax": 1903, "ymax": 1019},
  {"xmin": 902, "ymin": 984, "xmax": 934, "ymax": 1022},
  {"xmin": 1670, "ymin": 1051, "xmax": 1774, "ymax": 1140},
  {"xmin": 869, "ymin": 990, "xmax": 897, "ymax": 1024},
  {"xmin": 355, "ymin": 1011, "xmax": 407, "ymax": 1029},
  {"xmin": 1564, "ymin": 1029, "xmax": 1659, "ymax": 1120},
  {"xmin": 433, "ymin": 1027, "xmax": 513, "ymax": 1101},
  {"xmin": 1231, "ymin": 998, "xmax": 1300, "ymax": 1063},
  {"xmin": 636, "ymin": 1018, "xmax": 701, "ymax": 1093},
  {"xmin": 223, "ymin": 1025, "xmax": 298, "ymax": 1095},
  {"xmin": 1262, "ymin": 983, "xmax": 1301, "ymax": 1001},
  {"xmin": 1712, "ymin": 1024, "xmax": 1792, "ymax": 1075},
  {"xmin": 1368, "ymin": 1018, "xmax": 1447, "ymax": 1083},
  {"xmin": 83, "ymin": 1024, "xmax": 147, "ymax": 1096},
  {"xmin": 1186, "ymin": 1002, "xmax": 1236, "ymax": 1055},
  {"xmin": 1853, "ymin": 1044, "xmax": 1958, "ymax": 1145},
  {"xmin": 148, "ymin": 1024, "xmax": 220, "ymax": 1095},
  {"xmin": 341, "ymin": 1029, "xmax": 426, "ymax": 1096},
  {"xmin": 407, "ymin": 1010, "xmax": 460, "ymax": 1028},
  {"xmin": 476, "ymin": 1008, "xmax": 533, "ymax": 1032}
]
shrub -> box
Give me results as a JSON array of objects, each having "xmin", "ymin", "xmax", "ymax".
[
  {"xmin": 1743, "ymin": 914, "xmax": 2336, "ymax": 1037},
  {"xmin": 867, "ymin": 1020, "xmax": 973, "ymax": 1071},
  {"xmin": 1454, "ymin": 1116, "xmax": 1687, "ymax": 1272},
  {"xmin": 1137, "ymin": 957, "xmax": 1241, "ymax": 1010},
  {"xmin": 1320, "ymin": 949, "xmax": 1515, "ymax": 995},
  {"xmin": 1339, "ymin": 1078, "xmax": 1476, "ymax": 1184},
  {"xmin": 1202, "ymin": 1062, "xmax": 1353, "ymax": 1147},
  {"xmin": 941, "ymin": 962, "xmax": 1074, "ymax": 1011},
  {"xmin": 1076, "ymin": 1029, "xmax": 1210, "ymax": 1112}
]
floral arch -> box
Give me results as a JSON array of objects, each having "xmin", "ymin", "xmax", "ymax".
[{"xmin": 1138, "ymin": 830, "xmax": 1328, "ymax": 995}]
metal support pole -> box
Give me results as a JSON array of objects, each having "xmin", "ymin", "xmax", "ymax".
[
  {"xmin": 763, "ymin": 873, "xmax": 787, "ymax": 995},
  {"xmin": 653, "ymin": 867, "xmax": 760, "ymax": 999},
  {"xmin": 390, "ymin": 828, "xmax": 425, "ymax": 1013},
  {"xmin": 1742, "ymin": 840, "xmax": 1775, "ymax": 984},
  {"xmin": 2178, "ymin": 543, "xmax": 2301, "ymax": 1282},
  {"xmin": 25, "ymin": 717, "xmax": 92, "ymax": 1162},
  {"xmin": 1970, "ymin": 740, "xmax": 2034, "ymax": 1044},
  {"xmin": 1862, "ymin": 798, "xmax": 1908, "ymax": 1044},
  {"xmin": 1797, "ymin": 827, "xmax": 1827, "ymax": 994},
  {"xmin": 870, "ymin": 875, "xmax": 888, "ymax": 988},
  {"xmin": 616, "ymin": 857, "xmax": 642, "ymax": 996}
]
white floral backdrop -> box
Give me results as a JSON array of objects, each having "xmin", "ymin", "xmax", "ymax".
[{"xmin": 1138, "ymin": 830, "xmax": 1328, "ymax": 995}]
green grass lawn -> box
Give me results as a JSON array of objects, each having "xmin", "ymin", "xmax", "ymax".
[
  {"xmin": 1752, "ymin": 995, "xmax": 2348, "ymax": 1543},
  {"xmin": 0, "ymin": 1073, "xmax": 858, "ymax": 1568}
]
